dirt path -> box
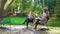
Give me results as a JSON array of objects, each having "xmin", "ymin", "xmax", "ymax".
[{"xmin": 0, "ymin": 26, "xmax": 60, "ymax": 34}]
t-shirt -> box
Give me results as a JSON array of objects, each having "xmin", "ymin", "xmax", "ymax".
[
  {"xmin": 27, "ymin": 13, "xmax": 33, "ymax": 19},
  {"xmin": 41, "ymin": 12, "xmax": 46, "ymax": 20}
]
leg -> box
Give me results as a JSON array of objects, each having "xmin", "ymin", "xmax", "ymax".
[
  {"xmin": 30, "ymin": 18, "xmax": 34, "ymax": 26},
  {"xmin": 26, "ymin": 19, "xmax": 29, "ymax": 28},
  {"xmin": 34, "ymin": 23, "xmax": 38, "ymax": 29},
  {"xmin": 22, "ymin": 18, "xmax": 27, "ymax": 24},
  {"xmin": 26, "ymin": 22, "xmax": 28, "ymax": 28},
  {"xmin": 33, "ymin": 19, "xmax": 40, "ymax": 29},
  {"xmin": 34, "ymin": 20, "xmax": 38, "ymax": 29}
]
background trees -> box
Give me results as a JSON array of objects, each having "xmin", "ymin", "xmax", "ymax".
[{"xmin": 0, "ymin": 0, "xmax": 60, "ymax": 22}]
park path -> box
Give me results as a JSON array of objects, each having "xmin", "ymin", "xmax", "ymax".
[{"xmin": 0, "ymin": 25, "xmax": 60, "ymax": 34}]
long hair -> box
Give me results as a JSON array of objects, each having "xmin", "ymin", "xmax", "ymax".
[
  {"xmin": 27, "ymin": 11, "xmax": 34, "ymax": 18},
  {"xmin": 43, "ymin": 8, "xmax": 50, "ymax": 20}
]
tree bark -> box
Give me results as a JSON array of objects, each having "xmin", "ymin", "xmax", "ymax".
[
  {"xmin": 0, "ymin": 0, "xmax": 14, "ymax": 22},
  {"xmin": 0, "ymin": 0, "xmax": 7, "ymax": 22}
]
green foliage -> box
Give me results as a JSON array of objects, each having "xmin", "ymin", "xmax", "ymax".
[
  {"xmin": 47, "ymin": 17, "xmax": 60, "ymax": 27},
  {"xmin": 10, "ymin": 0, "xmax": 42, "ymax": 15},
  {"xmin": 54, "ymin": 0, "xmax": 60, "ymax": 17},
  {"xmin": 45, "ymin": 0, "xmax": 56, "ymax": 16},
  {"xmin": 33, "ymin": 10, "xmax": 42, "ymax": 17}
]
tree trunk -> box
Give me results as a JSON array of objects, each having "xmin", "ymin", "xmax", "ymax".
[
  {"xmin": 0, "ymin": 0, "xmax": 14, "ymax": 22},
  {"xmin": 0, "ymin": 0, "xmax": 7, "ymax": 22}
]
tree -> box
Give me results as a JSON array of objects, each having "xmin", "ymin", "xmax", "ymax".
[
  {"xmin": 44, "ymin": 0, "xmax": 56, "ymax": 17},
  {"xmin": 54, "ymin": 0, "xmax": 60, "ymax": 17},
  {"xmin": 0, "ymin": 0, "xmax": 14, "ymax": 22}
]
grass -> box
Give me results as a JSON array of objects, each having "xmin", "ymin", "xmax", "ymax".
[
  {"xmin": 47, "ymin": 17, "xmax": 60, "ymax": 27},
  {"xmin": 1, "ymin": 17, "xmax": 26, "ymax": 25},
  {"xmin": 0, "ymin": 17, "xmax": 60, "ymax": 34},
  {"xmin": 0, "ymin": 17, "xmax": 60, "ymax": 27}
]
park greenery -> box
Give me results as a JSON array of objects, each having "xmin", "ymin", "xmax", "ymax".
[{"xmin": 0, "ymin": 0, "xmax": 60, "ymax": 27}]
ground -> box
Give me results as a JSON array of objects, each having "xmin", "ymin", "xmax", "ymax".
[{"xmin": 0, "ymin": 25, "xmax": 60, "ymax": 34}]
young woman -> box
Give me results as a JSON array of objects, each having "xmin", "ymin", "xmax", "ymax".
[{"xmin": 23, "ymin": 11, "xmax": 34, "ymax": 28}]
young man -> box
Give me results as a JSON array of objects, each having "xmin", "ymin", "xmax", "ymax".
[{"xmin": 33, "ymin": 7, "xmax": 50, "ymax": 29}]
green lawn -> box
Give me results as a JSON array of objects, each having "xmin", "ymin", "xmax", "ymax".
[
  {"xmin": 1, "ymin": 17, "xmax": 26, "ymax": 25},
  {"xmin": 0, "ymin": 17, "xmax": 60, "ymax": 27}
]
